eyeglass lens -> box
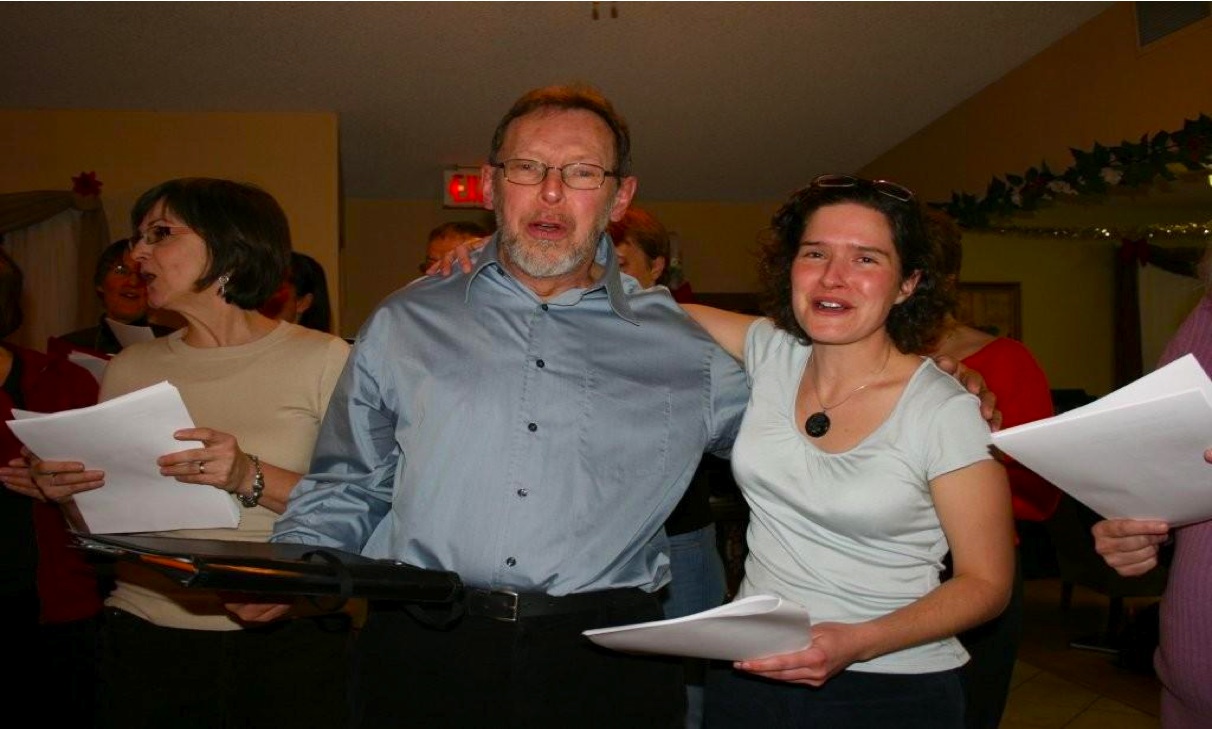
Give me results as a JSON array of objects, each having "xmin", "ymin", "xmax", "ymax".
[{"xmin": 499, "ymin": 159, "xmax": 610, "ymax": 190}]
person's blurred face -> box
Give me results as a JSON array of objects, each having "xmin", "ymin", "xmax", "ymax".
[
  {"xmin": 482, "ymin": 108, "xmax": 636, "ymax": 292},
  {"xmin": 259, "ymin": 281, "xmax": 313, "ymax": 323},
  {"xmin": 98, "ymin": 249, "xmax": 149, "ymax": 323},
  {"xmin": 614, "ymin": 238, "xmax": 666, "ymax": 289},
  {"xmin": 421, "ymin": 233, "xmax": 480, "ymax": 274}
]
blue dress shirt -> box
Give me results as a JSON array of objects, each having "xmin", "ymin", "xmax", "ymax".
[{"xmin": 274, "ymin": 234, "xmax": 747, "ymax": 595}]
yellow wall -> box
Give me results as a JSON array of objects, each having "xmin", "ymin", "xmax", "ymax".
[
  {"xmin": 861, "ymin": 5, "xmax": 1212, "ymax": 394},
  {"xmin": 0, "ymin": 109, "xmax": 341, "ymax": 327},
  {"xmin": 341, "ymin": 199, "xmax": 494, "ymax": 335}
]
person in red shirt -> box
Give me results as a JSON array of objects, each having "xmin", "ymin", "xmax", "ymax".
[
  {"xmin": 925, "ymin": 209, "xmax": 1057, "ymax": 729},
  {"xmin": 0, "ymin": 247, "xmax": 103, "ymax": 725}
]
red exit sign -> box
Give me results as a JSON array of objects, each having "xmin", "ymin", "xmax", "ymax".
[{"xmin": 443, "ymin": 168, "xmax": 485, "ymax": 208}]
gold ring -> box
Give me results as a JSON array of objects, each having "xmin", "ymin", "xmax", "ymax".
[{"xmin": 197, "ymin": 461, "xmax": 206, "ymax": 474}]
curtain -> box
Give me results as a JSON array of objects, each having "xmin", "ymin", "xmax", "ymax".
[
  {"xmin": 1114, "ymin": 240, "xmax": 1205, "ymax": 386},
  {"xmin": 1140, "ymin": 253, "xmax": 1206, "ymax": 370},
  {"xmin": 6, "ymin": 211, "xmax": 81, "ymax": 349},
  {"xmin": 0, "ymin": 189, "xmax": 110, "ymax": 347}
]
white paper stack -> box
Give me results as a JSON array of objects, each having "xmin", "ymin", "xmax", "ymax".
[
  {"xmin": 67, "ymin": 350, "xmax": 109, "ymax": 383},
  {"xmin": 583, "ymin": 594, "xmax": 812, "ymax": 661},
  {"xmin": 106, "ymin": 318, "xmax": 158, "ymax": 348},
  {"xmin": 7, "ymin": 381, "xmax": 240, "ymax": 533},
  {"xmin": 991, "ymin": 354, "xmax": 1212, "ymax": 526}
]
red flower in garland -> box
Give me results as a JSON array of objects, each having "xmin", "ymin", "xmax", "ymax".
[{"xmin": 71, "ymin": 171, "xmax": 102, "ymax": 197}]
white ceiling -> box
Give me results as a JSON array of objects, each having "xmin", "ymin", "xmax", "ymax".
[{"xmin": 0, "ymin": 2, "xmax": 1114, "ymax": 202}]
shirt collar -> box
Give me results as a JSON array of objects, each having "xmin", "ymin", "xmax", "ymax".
[{"xmin": 465, "ymin": 232, "xmax": 638, "ymax": 325}]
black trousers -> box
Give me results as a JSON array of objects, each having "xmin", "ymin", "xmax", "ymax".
[
  {"xmin": 99, "ymin": 608, "xmax": 352, "ymax": 729},
  {"xmin": 352, "ymin": 594, "xmax": 685, "ymax": 728},
  {"xmin": 705, "ymin": 664, "xmax": 964, "ymax": 728},
  {"xmin": 958, "ymin": 554, "xmax": 1025, "ymax": 729}
]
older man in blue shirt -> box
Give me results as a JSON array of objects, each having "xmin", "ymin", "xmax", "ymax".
[{"xmin": 264, "ymin": 86, "xmax": 747, "ymax": 727}]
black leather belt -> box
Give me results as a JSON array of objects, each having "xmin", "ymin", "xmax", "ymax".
[{"xmin": 463, "ymin": 587, "xmax": 649, "ymax": 622}]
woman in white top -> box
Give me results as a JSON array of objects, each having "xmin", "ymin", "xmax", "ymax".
[{"xmin": 687, "ymin": 175, "xmax": 1014, "ymax": 728}]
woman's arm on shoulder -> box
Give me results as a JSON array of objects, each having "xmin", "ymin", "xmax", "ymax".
[{"xmin": 680, "ymin": 304, "xmax": 758, "ymax": 362}]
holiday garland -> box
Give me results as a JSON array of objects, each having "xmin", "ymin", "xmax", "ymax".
[{"xmin": 937, "ymin": 114, "xmax": 1212, "ymax": 237}]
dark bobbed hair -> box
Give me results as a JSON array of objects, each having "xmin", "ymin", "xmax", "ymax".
[
  {"xmin": 427, "ymin": 220, "xmax": 491, "ymax": 244},
  {"xmin": 0, "ymin": 247, "xmax": 24, "ymax": 339},
  {"xmin": 288, "ymin": 252, "xmax": 332, "ymax": 333},
  {"xmin": 489, "ymin": 84, "xmax": 632, "ymax": 177},
  {"xmin": 607, "ymin": 207, "xmax": 671, "ymax": 286},
  {"xmin": 95, "ymin": 239, "xmax": 131, "ymax": 288},
  {"xmin": 758, "ymin": 180, "xmax": 951, "ymax": 354},
  {"xmin": 130, "ymin": 178, "xmax": 290, "ymax": 310}
]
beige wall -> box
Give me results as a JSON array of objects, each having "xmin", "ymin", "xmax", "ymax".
[
  {"xmin": 340, "ymin": 199, "xmax": 494, "ymax": 335},
  {"xmin": 0, "ymin": 109, "xmax": 341, "ymax": 327},
  {"xmin": 861, "ymin": 5, "xmax": 1212, "ymax": 395}
]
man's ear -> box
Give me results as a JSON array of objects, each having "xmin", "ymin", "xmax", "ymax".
[
  {"xmin": 295, "ymin": 292, "xmax": 314, "ymax": 317},
  {"xmin": 481, "ymin": 163, "xmax": 497, "ymax": 211},
  {"xmin": 609, "ymin": 176, "xmax": 638, "ymax": 222},
  {"xmin": 650, "ymin": 255, "xmax": 667, "ymax": 285}
]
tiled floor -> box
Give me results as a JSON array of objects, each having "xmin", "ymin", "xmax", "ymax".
[{"xmin": 1000, "ymin": 578, "xmax": 1163, "ymax": 728}]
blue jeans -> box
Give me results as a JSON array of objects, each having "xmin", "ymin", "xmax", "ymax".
[{"xmin": 662, "ymin": 524, "xmax": 727, "ymax": 729}]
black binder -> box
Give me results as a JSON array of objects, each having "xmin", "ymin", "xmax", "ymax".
[{"xmin": 74, "ymin": 533, "xmax": 463, "ymax": 603}]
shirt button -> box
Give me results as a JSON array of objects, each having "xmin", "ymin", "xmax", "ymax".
[
  {"xmin": 505, "ymin": 557, "xmax": 517, "ymax": 567},
  {"xmin": 541, "ymin": 304, "xmax": 549, "ymax": 311},
  {"xmin": 536, "ymin": 359, "xmax": 545, "ymax": 368},
  {"xmin": 516, "ymin": 488, "xmax": 528, "ymax": 498},
  {"xmin": 527, "ymin": 422, "xmax": 537, "ymax": 432}
]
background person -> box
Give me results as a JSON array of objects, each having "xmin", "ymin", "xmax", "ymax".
[
  {"xmin": 609, "ymin": 206, "xmax": 726, "ymax": 728},
  {"xmin": 1093, "ymin": 252, "xmax": 1212, "ymax": 728},
  {"xmin": 12, "ymin": 178, "xmax": 352, "ymax": 728},
  {"xmin": 0, "ymin": 246, "xmax": 103, "ymax": 727},
  {"xmin": 925, "ymin": 208, "xmax": 1057, "ymax": 729},
  {"xmin": 420, "ymin": 220, "xmax": 491, "ymax": 274},
  {"xmin": 684, "ymin": 175, "xmax": 1014, "ymax": 727},
  {"xmin": 56, "ymin": 238, "xmax": 176, "ymax": 355},
  {"xmin": 259, "ymin": 251, "xmax": 333, "ymax": 332}
]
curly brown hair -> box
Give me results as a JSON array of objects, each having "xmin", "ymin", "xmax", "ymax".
[{"xmin": 758, "ymin": 178, "xmax": 952, "ymax": 354}]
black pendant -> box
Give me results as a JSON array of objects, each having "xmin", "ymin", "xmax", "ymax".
[{"xmin": 805, "ymin": 411, "xmax": 831, "ymax": 438}]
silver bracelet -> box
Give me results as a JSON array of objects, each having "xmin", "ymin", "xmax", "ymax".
[{"xmin": 237, "ymin": 454, "xmax": 265, "ymax": 508}]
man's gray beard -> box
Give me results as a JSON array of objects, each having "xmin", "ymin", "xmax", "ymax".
[{"xmin": 496, "ymin": 208, "xmax": 611, "ymax": 280}]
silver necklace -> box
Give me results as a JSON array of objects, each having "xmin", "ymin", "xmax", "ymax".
[{"xmin": 804, "ymin": 346, "xmax": 892, "ymax": 438}]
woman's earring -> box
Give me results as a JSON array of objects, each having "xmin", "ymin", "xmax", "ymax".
[{"xmin": 217, "ymin": 273, "xmax": 231, "ymax": 298}]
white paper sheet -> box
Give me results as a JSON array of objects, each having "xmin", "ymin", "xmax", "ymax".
[
  {"xmin": 7, "ymin": 381, "xmax": 240, "ymax": 533},
  {"xmin": 106, "ymin": 318, "xmax": 157, "ymax": 348},
  {"xmin": 583, "ymin": 594, "xmax": 812, "ymax": 661},
  {"xmin": 67, "ymin": 351, "xmax": 109, "ymax": 383},
  {"xmin": 991, "ymin": 354, "xmax": 1212, "ymax": 526}
]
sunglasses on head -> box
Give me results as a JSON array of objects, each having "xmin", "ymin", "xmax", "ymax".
[{"xmin": 809, "ymin": 174, "xmax": 915, "ymax": 202}]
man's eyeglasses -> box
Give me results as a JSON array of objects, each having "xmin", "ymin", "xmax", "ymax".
[
  {"xmin": 109, "ymin": 263, "xmax": 139, "ymax": 277},
  {"xmin": 810, "ymin": 174, "xmax": 915, "ymax": 202},
  {"xmin": 128, "ymin": 224, "xmax": 191, "ymax": 251},
  {"xmin": 491, "ymin": 159, "xmax": 619, "ymax": 190}
]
